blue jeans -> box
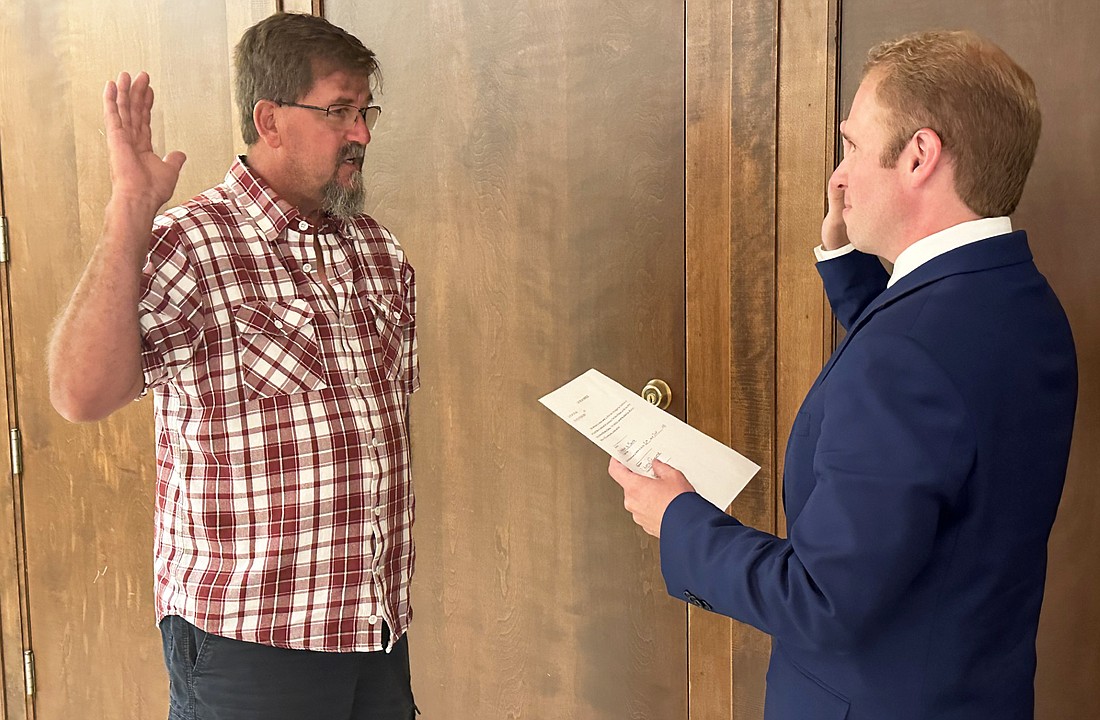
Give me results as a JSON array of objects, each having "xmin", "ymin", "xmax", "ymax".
[{"xmin": 160, "ymin": 615, "xmax": 418, "ymax": 720}]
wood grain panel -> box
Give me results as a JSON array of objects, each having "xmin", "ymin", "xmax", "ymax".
[
  {"xmin": 327, "ymin": 2, "xmax": 687, "ymax": 718},
  {"xmin": 723, "ymin": 0, "xmax": 782, "ymax": 714},
  {"xmin": 0, "ymin": 153, "xmax": 28, "ymax": 719},
  {"xmin": 0, "ymin": 2, "xmax": 275, "ymax": 718},
  {"xmin": 686, "ymin": 0, "xmax": 780, "ymax": 717},
  {"xmin": 685, "ymin": 0, "xmax": 735, "ymax": 714},
  {"xmin": 838, "ymin": 4, "xmax": 1100, "ymax": 718},
  {"xmin": 776, "ymin": 0, "xmax": 835, "ymax": 540}
]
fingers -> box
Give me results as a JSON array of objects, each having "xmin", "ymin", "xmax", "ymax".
[
  {"xmin": 826, "ymin": 180, "xmax": 840, "ymax": 211},
  {"xmin": 103, "ymin": 79, "xmax": 123, "ymax": 133},
  {"xmin": 826, "ymin": 174, "xmax": 846, "ymax": 213},
  {"xmin": 109, "ymin": 72, "xmax": 155, "ymax": 144},
  {"xmin": 652, "ymin": 459, "xmax": 696, "ymax": 496},
  {"xmin": 651, "ymin": 459, "xmax": 684, "ymax": 483},
  {"xmin": 608, "ymin": 457, "xmax": 633, "ymax": 488},
  {"xmin": 651, "ymin": 458, "xmax": 677, "ymax": 475},
  {"xmin": 821, "ymin": 171, "xmax": 850, "ymax": 250},
  {"xmin": 130, "ymin": 72, "xmax": 154, "ymax": 153},
  {"xmin": 163, "ymin": 150, "xmax": 187, "ymax": 174},
  {"xmin": 115, "ymin": 72, "xmax": 132, "ymax": 135}
]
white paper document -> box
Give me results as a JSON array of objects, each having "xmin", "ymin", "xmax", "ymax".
[{"xmin": 539, "ymin": 369, "xmax": 761, "ymax": 511}]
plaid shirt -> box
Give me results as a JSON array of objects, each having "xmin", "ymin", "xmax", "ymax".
[{"xmin": 139, "ymin": 157, "xmax": 418, "ymax": 652}]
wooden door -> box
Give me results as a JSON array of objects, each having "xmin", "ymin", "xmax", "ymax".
[
  {"xmin": 838, "ymin": 4, "xmax": 1100, "ymax": 718},
  {"xmin": 326, "ymin": 2, "xmax": 687, "ymax": 718},
  {"xmin": 0, "ymin": 0, "xmax": 687, "ymax": 718},
  {"xmin": 0, "ymin": 142, "xmax": 28, "ymax": 717},
  {"xmin": 0, "ymin": 1, "xmax": 275, "ymax": 717}
]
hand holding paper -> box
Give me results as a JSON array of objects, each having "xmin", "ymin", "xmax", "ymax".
[
  {"xmin": 539, "ymin": 369, "xmax": 760, "ymax": 512},
  {"xmin": 607, "ymin": 457, "xmax": 696, "ymax": 537}
]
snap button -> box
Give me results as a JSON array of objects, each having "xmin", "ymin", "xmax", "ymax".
[{"xmin": 298, "ymin": 220, "xmax": 309, "ymax": 231}]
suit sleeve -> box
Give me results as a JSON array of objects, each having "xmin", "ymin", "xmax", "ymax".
[
  {"xmin": 659, "ymin": 332, "xmax": 975, "ymax": 651},
  {"xmin": 816, "ymin": 250, "xmax": 889, "ymax": 330}
]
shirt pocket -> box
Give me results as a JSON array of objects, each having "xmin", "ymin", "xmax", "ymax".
[
  {"xmin": 365, "ymin": 293, "xmax": 413, "ymax": 382},
  {"xmin": 233, "ymin": 299, "xmax": 328, "ymax": 400}
]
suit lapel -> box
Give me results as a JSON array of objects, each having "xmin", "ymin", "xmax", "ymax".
[{"xmin": 812, "ymin": 231, "xmax": 1033, "ymax": 387}]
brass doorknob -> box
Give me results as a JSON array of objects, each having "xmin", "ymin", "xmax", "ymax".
[{"xmin": 641, "ymin": 378, "xmax": 672, "ymax": 410}]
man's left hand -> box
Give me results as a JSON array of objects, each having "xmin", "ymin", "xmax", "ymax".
[{"xmin": 608, "ymin": 458, "xmax": 696, "ymax": 537}]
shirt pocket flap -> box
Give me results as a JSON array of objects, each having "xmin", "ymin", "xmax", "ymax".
[
  {"xmin": 231, "ymin": 299, "xmax": 325, "ymax": 400},
  {"xmin": 234, "ymin": 299, "xmax": 316, "ymax": 337},
  {"xmin": 365, "ymin": 293, "xmax": 411, "ymax": 382},
  {"xmin": 366, "ymin": 294, "xmax": 413, "ymax": 328}
]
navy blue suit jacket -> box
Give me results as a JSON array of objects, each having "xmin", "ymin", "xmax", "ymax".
[{"xmin": 660, "ymin": 232, "xmax": 1077, "ymax": 720}]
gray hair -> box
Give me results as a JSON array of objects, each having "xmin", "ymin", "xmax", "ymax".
[{"xmin": 234, "ymin": 12, "xmax": 380, "ymax": 146}]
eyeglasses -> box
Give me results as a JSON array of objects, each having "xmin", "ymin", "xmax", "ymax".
[{"xmin": 275, "ymin": 100, "xmax": 382, "ymax": 131}]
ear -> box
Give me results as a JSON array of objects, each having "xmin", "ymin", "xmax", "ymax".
[
  {"xmin": 904, "ymin": 128, "xmax": 943, "ymax": 187},
  {"xmin": 253, "ymin": 99, "xmax": 283, "ymax": 149}
]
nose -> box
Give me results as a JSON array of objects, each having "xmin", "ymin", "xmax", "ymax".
[
  {"xmin": 348, "ymin": 113, "xmax": 371, "ymax": 144},
  {"xmin": 829, "ymin": 163, "xmax": 847, "ymax": 191}
]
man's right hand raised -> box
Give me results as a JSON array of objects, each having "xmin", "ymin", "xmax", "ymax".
[
  {"xmin": 47, "ymin": 72, "xmax": 184, "ymax": 423},
  {"xmin": 104, "ymin": 71, "xmax": 186, "ymax": 217}
]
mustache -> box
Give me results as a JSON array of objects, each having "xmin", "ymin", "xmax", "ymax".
[{"xmin": 338, "ymin": 144, "xmax": 366, "ymax": 164}]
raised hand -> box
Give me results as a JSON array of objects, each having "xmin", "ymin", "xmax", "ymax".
[
  {"xmin": 103, "ymin": 71, "xmax": 186, "ymax": 215},
  {"xmin": 821, "ymin": 171, "xmax": 850, "ymax": 250}
]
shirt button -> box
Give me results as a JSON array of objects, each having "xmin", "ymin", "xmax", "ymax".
[
  {"xmin": 273, "ymin": 319, "xmax": 283, "ymax": 329},
  {"xmin": 373, "ymin": 507, "xmax": 383, "ymax": 517},
  {"xmin": 354, "ymin": 376, "xmax": 363, "ymax": 386},
  {"xmin": 298, "ymin": 220, "xmax": 309, "ymax": 231},
  {"xmin": 391, "ymin": 309, "xmax": 400, "ymax": 319},
  {"xmin": 372, "ymin": 437, "xmax": 383, "ymax": 447},
  {"xmin": 368, "ymin": 614, "xmax": 379, "ymax": 624},
  {"xmin": 303, "ymin": 262, "xmax": 313, "ymax": 272}
]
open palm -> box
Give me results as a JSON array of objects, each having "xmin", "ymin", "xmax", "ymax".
[{"xmin": 103, "ymin": 71, "xmax": 186, "ymax": 213}]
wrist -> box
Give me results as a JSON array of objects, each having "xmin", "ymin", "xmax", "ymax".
[
  {"xmin": 101, "ymin": 196, "xmax": 159, "ymax": 262},
  {"xmin": 106, "ymin": 192, "xmax": 164, "ymax": 222}
]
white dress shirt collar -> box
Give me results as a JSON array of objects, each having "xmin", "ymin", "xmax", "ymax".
[{"xmin": 888, "ymin": 216, "xmax": 1013, "ymax": 287}]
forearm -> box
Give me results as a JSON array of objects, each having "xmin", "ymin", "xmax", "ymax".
[
  {"xmin": 48, "ymin": 197, "xmax": 157, "ymax": 422},
  {"xmin": 816, "ymin": 250, "xmax": 889, "ymax": 330}
]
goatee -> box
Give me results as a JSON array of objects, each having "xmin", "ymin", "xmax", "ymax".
[
  {"xmin": 322, "ymin": 143, "xmax": 366, "ymax": 219},
  {"xmin": 321, "ymin": 169, "xmax": 364, "ymax": 220}
]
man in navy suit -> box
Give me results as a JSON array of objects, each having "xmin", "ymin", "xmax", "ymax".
[{"xmin": 610, "ymin": 30, "xmax": 1077, "ymax": 720}]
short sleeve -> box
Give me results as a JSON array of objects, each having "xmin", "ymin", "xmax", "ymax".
[
  {"xmin": 138, "ymin": 223, "xmax": 206, "ymax": 391},
  {"xmin": 401, "ymin": 261, "xmax": 419, "ymax": 394}
]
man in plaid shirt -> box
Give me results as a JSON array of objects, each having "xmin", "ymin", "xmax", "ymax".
[{"xmin": 48, "ymin": 13, "xmax": 419, "ymax": 720}]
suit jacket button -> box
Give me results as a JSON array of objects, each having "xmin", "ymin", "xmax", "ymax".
[{"xmin": 683, "ymin": 591, "xmax": 712, "ymax": 611}]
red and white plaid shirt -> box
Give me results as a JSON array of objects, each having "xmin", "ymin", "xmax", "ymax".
[{"xmin": 139, "ymin": 157, "xmax": 418, "ymax": 652}]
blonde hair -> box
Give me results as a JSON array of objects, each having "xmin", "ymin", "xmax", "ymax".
[{"xmin": 865, "ymin": 30, "xmax": 1041, "ymax": 216}]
